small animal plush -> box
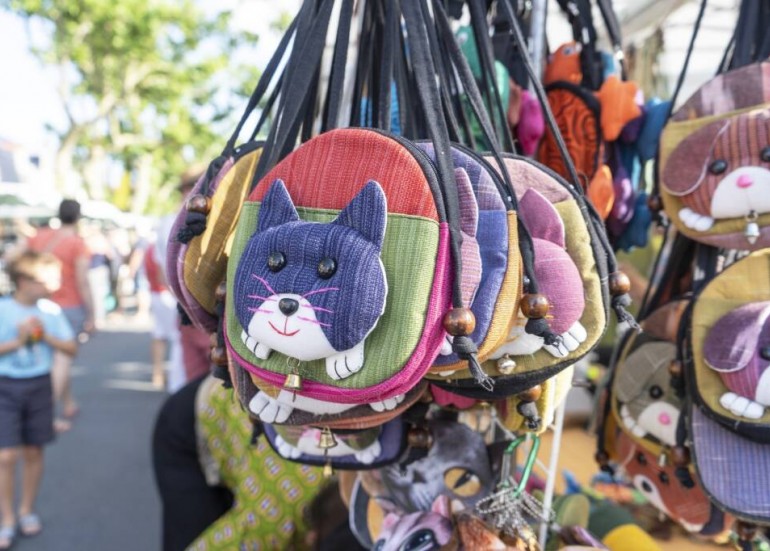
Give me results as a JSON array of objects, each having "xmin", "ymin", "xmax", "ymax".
[
  {"xmin": 373, "ymin": 495, "xmax": 455, "ymax": 551},
  {"xmin": 544, "ymin": 42, "xmax": 583, "ymax": 86},
  {"xmin": 272, "ymin": 425, "xmax": 383, "ymax": 465},
  {"xmin": 704, "ymin": 301, "xmax": 770, "ymax": 419},
  {"xmin": 234, "ymin": 179, "xmax": 388, "ymax": 381},
  {"xmin": 662, "ymin": 109, "xmax": 770, "ymax": 233},
  {"xmin": 615, "ymin": 341, "xmax": 681, "ymax": 446},
  {"xmin": 490, "ymin": 189, "xmax": 586, "ymax": 359}
]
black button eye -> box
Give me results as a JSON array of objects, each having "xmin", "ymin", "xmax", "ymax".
[
  {"xmin": 708, "ymin": 159, "xmax": 728, "ymax": 175},
  {"xmin": 268, "ymin": 252, "xmax": 286, "ymax": 272},
  {"xmin": 649, "ymin": 385, "xmax": 664, "ymax": 400},
  {"xmin": 317, "ymin": 258, "xmax": 337, "ymax": 279},
  {"xmin": 760, "ymin": 346, "xmax": 770, "ymax": 361},
  {"xmin": 659, "ymin": 471, "xmax": 670, "ymax": 485},
  {"xmin": 762, "ymin": 147, "xmax": 770, "ymax": 163},
  {"xmin": 636, "ymin": 452, "xmax": 647, "ymax": 466}
]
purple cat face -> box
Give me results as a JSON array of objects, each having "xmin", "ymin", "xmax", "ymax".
[{"xmin": 233, "ymin": 180, "xmax": 388, "ymax": 380}]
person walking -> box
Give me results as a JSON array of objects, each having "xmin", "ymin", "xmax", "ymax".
[
  {"xmin": 26, "ymin": 199, "xmax": 93, "ymax": 431},
  {"xmin": 0, "ymin": 252, "xmax": 77, "ymax": 549}
]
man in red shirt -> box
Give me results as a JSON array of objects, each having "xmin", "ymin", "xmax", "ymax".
[{"xmin": 27, "ymin": 200, "xmax": 94, "ymax": 431}]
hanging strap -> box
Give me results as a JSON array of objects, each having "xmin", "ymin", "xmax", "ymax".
[
  {"xmin": 250, "ymin": 0, "xmax": 337, "ymax": 190},
  {"xmin": 323, "ymin": 0, "xmax": 356, "ymax": 131},
  {"xmin": 595, "ymin": 0, "xmax": 627, "ymax": 79}
]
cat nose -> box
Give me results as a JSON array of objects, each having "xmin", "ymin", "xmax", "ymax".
[
  {"xmin": 278, "ymin": 298, "xmax": 299, "ymax": 316},
  {"xmin": 737, "ymin": 174, "xmax": 753, "ymax": 188}
]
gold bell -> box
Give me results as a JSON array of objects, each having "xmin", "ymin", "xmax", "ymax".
[
  {"xmin": 283, "ymin": 372, "xmax": 302, "ymax": 391},
  {"xmin": 496, "ymin": 354, "xmax": 516, "ymax": 375},
  {"xmin": 318, "ymin": 427, "xmax": 338, "ymax": 450},
  {"xmin": 745, "ymin": 211, "xmax": 760, "ymax": 245},
  {"xmin": 323, "ymin": 461, "xmax": 333, "ymax": 478}
]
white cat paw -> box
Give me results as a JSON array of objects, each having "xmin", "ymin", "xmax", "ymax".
[
  {"xmin": 720, "ymin": 392, "xmax": 765, "ymax": 418},
  {"xmin": 274, "ymin": 434, "xmax": 302, "ymax": 459},
  {"xmin": 326, "ymin": 342, "xmax": 365, "ymax": 380},
  {"xmin": 248, "ymin": 392, "xmax": 292, "ymax": 423},
  {"xmin": 354, "ymin": 441, "xmax": 382, "ymax": 464},
  {"xmin": 241, "ymin": 330, "xmax": 272, "ymax": 359},
  {"xmin": 369, "ymin": 394, "xmax": 405, "ymax": 412},
  {"xmin": 679, "ymin": 208, "xmax": 714, "ymax": 232},
  {"xmin": 439, "ymin": 335, "xmax": 454, "ymax": 356}
]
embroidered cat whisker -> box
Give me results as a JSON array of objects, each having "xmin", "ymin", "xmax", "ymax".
[
  {"xmin": 303, "ymin": 305, "xmax": 334, "ymax": 314},
  {"xmin": 251, "ymin": 274, "xmax": 277, "ymax": 295},
  {"xmin": 248, "ymin": 294, "xmax": 276, "ymax": 302},
  {"xmin": 302, "ymin": 287, "xmax": 340, "ymax": 298},
  {"xmin": 297, "ymin": 316, "xmax": 332, "ymax": 327},
  {"xmin": 248, "ymin": 307, "xmax": 274, "ymax": 314}
]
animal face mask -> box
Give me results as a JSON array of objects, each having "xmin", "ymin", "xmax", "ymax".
[
  {"xmin": 233, "ymin": 179, "xmax": 388, "ymax": 381},
  {"xmin": 379, "ymin": 421, "xmax": 495, "ymax": 513},
  {"xmin": 662, "ymin": 109, "xmax": 770, "ymax": 237}
]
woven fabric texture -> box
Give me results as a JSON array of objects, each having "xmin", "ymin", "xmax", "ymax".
[
  {"xmin": 184, "ymin": 148, "xmax": 261, "ymax": 315},
  {"xmin": 691, "ymin": 406, "xmax": 770, "ymax": 520},
  {"xmin": 251, "ymin": 129, "xmax": 440, "ymax": 221}
]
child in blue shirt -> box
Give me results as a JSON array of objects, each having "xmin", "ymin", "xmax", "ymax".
[{"xmin": 0, "ymin": 251, "xmax": 76, "ymax": 549}]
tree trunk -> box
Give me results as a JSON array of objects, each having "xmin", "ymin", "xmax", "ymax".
[
  {"xmin": 130, "ymin": 153, "xmax": 153, "ymax": 215},
  {"xmin": 54, "ymin": 134, "xmax": 79, "ymax": 197},
  {"xmin": 83, "ymin": 144, "xmax": 107, "ymax": 201}
]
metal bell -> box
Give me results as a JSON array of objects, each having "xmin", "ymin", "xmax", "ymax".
[
  {"xmin": 323, "ymin": 462, "xmax": 333, "ymax": 478},
  {"xmin": 283, "ymin": 372, "xmax": 302, "ymax": 391},
  {"xmin": 745, "ymin": 219, "xmax": 760, "ymax": 245},
  {"xmin": 318, "ymin": 427, "xmax": 337, "ymax": 449},
  {"xmin": 496, "ymin": 354, "xmax": 516, "ymax": 375}
]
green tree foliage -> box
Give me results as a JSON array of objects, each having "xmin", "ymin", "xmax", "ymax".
[{"xmin": 4, "ymin": 0, "xmax": 259, "ymax": 214}]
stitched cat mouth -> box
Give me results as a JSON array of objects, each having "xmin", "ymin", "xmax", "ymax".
[{"xmin": 269, "ymin": 319, "xmax": 300, "ymax": 337}]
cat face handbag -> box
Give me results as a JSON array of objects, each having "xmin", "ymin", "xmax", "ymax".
[{"xmin": 659, "ymin": 61, "xmax": 770, "ymax": 250}]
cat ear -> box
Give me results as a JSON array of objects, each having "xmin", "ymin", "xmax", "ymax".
[
  {"xmin": 455, "ymin": 168, "xmax": 478, "ymax": 238},
  {"xmin": 258, "ymin": 179, "xmax": 300, "ymax": 233},
  {"xmin": 430, "ymin": 495, "xmax": 452, "ymax": 519},
  {"xmin": 519, "ymin": 188, "xmax": 565, "ymax": 248},
  {"xmin": 332, "ymin": 181, "xmax": 387, "ymax": 249}
]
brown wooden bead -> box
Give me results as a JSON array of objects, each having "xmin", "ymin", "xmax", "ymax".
[
  {"xmin": 668, "ymin": 359, "xmax": 683, "ymax": 378},
  {"xmin": 594, "ymin": 450, "xmax": 610, "ymax": 466},
  {"xmin": 209, "ymin": 332, "xmax": 219, "ymax": 349},
  {"xmin": 671, "ymin": 446, "xmax": 690, "ymax": 467},
  {"xmin": 520, "ymin": 294, "xmax": 550, "ymax": 319},
  {"xmin": 735, "ymin": 520, "xmax": 758, "ymax": 542},
  {"xmin": 210, "ymin": 346, "xmax": 228, "ymax": 366},
  {"xmin": 609, "ymin": 271, "xmax": 631, "ymax": 296},
  {"xmin": 647, "ymin": 194, "xmax": 663, "ymax": 213},
  {"xmin": 517, "ymin": 385, "xmax": 542, "ymax": 402},
  {"xmin": 186, "ymin": 194, "xmax": 211, "ymax": 214},
  {"xmin": 215, "ymin": 281, "xmax": 227, "ymax": 303},
  {"xmin": 442, "ymin": 308, "xmax": 476, "ymax": 336},
  {"xmin": 407, "ymin": 427, "xmax": 432, "ymax": 448}
]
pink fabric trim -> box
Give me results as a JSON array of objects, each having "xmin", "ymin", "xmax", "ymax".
[
  {"xmin": 429, "ymin": 385, "xmax": 478, "ymax": 409},
  {"xmin": 226, "ymin": 224, "xmax": 452, "ymax": 403}
]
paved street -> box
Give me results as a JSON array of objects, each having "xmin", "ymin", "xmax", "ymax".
[{"xmin": 14, "ymin": 317, "xmax": 165, "ymax": 550}]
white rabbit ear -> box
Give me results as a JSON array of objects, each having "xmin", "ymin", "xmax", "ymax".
[{"xmin": 520, "ymin": 188, "xmax": 565, "ymax": 248}]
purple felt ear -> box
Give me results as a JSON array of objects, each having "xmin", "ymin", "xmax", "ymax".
[
  {"xmin": 257, "ymin": 179, "xmax": 300, "ymax": 233},
  {"xmin": 661, "ymin": 118, "xmax": 728, "ymax": 197},
  {"xmin": 704, "ymin": 302, "xmax": 770, "ymax": 373},
  {"xmin": 332, "ymin": 180, "xmax": 388, "ymax": 250},
  {"xmin": 520, "ymin": 188, "xmax": 566, "ymax": 248},
  {"xmin": 455, "ymin": 168, "xmax": 478, "ymax": 238}
]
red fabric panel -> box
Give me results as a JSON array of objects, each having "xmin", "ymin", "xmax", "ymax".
[{"xmin": 251, "ymin": 128, "xmax": 439, "ymax": 221}]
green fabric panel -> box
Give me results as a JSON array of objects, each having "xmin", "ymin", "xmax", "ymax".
[
  {"xmin": 693, "ymin": 250, "xmax": 770, "ymax": 424},
  {"xmin": 474, "ymin": 198, "xmax": 606, "ymax": 376},
  {"xmin": 226, "ymin": 202, "xmax": 440, "ymax": 389}
]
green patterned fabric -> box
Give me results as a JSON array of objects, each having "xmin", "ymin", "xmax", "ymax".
[
  {"xmin": 226, "ymin": 202, "xmax": 440, "ymax": 388},
  {"xmin": 188, "ymin": 377, "xmax": 324, "ymax": 550}
]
